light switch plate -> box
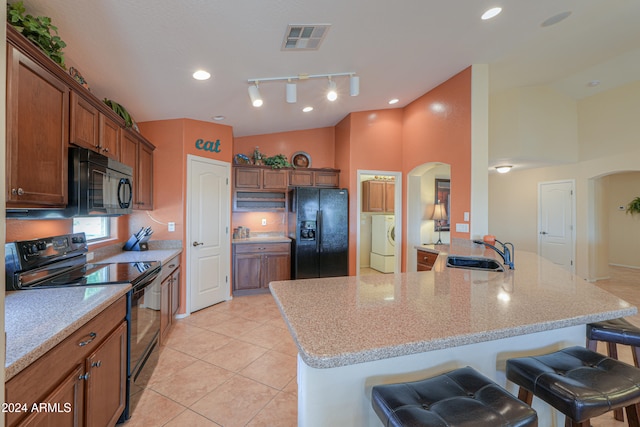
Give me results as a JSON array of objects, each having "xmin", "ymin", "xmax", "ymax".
[
  {"xmin": 168, "ymin": 222, "xmax": 175, "ymax": 232},
  {"xmin": 456, "ymin": 223, "xmax": 469, "ymax": 233},
  {"xmin": 262, "ymin": 218, "xmax": 267, "ymax": 226},
  {"xmin": 464, "ymin": 212, "xmax": 469, "ymax": 221}
]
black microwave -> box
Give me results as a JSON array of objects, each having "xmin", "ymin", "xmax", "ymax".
[
  {"xmin": 67, "ymin": 147, "xmax": 134, "ymax": 216},
  {"xmin": 6, "ymin": 147, "xmax": 134, "ymax": 219}
]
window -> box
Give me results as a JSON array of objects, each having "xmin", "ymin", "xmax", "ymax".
[{"xmin": 72, "ymin": 217, "xmax": 111, "ymax": 241}]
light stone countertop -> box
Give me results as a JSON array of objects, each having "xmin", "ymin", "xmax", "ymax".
[
  {"xmin": 233, "ymin": 235, "xmax": 291, "ymax": 244},
  {"xmin": 5, "ymin": 284, "xmax": 130, "ymax": 380},
  {"xmin": 270, "ymin": 239, "xmax": 636, "ymax": 369},
  {"xmin": 93, "ymin": 240, "xmax": 182, "ymax": 265}
]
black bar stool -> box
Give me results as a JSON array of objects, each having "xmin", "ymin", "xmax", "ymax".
[
  {"xmin": 587, "ymin": 317, "xmax": 640, "ymax": 421},
  {"xmin": 371, "ymin": 366, "xmax": 537, "ymax": 426},
  {"xmin": 507, "ymin": 346, "xmax": 640, "ymax": 427}
]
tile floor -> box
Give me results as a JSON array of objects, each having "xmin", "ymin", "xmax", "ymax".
[{"xmin": 125, "ymin": 266, "xmax": 639, "ymax": 426}]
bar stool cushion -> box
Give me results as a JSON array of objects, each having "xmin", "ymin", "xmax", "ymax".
[
  {"xmin": 506, "ymin": 346, "xmax": 640, "ymax": 422},
  {"xmin": 371, "ymin": 366, "xmax": 537, "ymax": 427},
  {"xmin": 587, "ymin": 317, "xmax": 640, "ymax": 347}
]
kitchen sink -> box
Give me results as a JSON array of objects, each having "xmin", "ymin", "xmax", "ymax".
[{"xmin": 445, "ymin": 256, "xmax": 505, "ymax": 272}]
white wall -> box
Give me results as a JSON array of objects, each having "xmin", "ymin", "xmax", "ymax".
[
  {"xmin": 605, "ymin": 172, "xmax": 640, "ymax": 268},
  {"xmin": 489, "ymin": 80, "xmax": 640, "ymax": 279}
]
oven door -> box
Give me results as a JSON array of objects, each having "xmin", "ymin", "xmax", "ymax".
[{"xmin": 130, "ymin": 275, "xmax": 161, "ymax": 379}]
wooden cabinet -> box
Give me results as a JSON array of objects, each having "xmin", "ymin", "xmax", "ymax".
[
  {"xmin": 160, "ymin": 256, "xmax": 181, "ymax": 345},
  {"xmin": 70, "ymin": 91, "xmax": 122, "ymax": 160},
  {"xmin": 6, "ymin": 43, "xmax": 69, "ymax": 208},
  {"xmin": 362, "ymin": 180, "xmax": 395, "ymax": 212},
  {"xmin": 84, "ymin": 322, "xmax": 126, "ymax": 427},
  {"xmin": 234, "ymin": 166, "xmax": 287, "ymax": 190},
  {"xmin": 417, "ymin": 249, "xmax": 439, "ymax": 271},
  {"xmin": 5, "ymin": 296, "xmax": 127, "ymax": 427},
  {"xmin": 121, "ymin": 129, "xmax": 155, "ymax": 210},
  {"xmin": 289, "ymin": 169, "xmax": 339, "ymax": 187},
  {"xmin": 233, "ymin": 242, "xmax": 291, "ymax": 295}
]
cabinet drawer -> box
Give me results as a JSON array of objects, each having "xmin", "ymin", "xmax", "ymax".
[
  {"xmin": 417, "ymin": 250, "xmax": 438, "ymax": 268},
  {"xmin": 234, "ymin": 242, "xmax": 291, "ymax": 254},
  {"xmin": 160, "ymin": 255, "xmax": 181, "ymax": 283}
]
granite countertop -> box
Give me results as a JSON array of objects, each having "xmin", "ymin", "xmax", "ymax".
[
  {"xmin": 233, "ymin": 235, "xmax": 291, "ymax": 244},
  {"xmin": 270, "ymin": 238, "xmax": 636, "ymax": 369},
  {"xmin": 93, "ymin": 240, "xmax": 182, "ymax": 265},
  {"xmin": 5, "ymin": 284, "xmax": 131, "ymax": 380}
]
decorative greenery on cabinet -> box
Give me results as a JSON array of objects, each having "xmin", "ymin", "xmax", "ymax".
[{"xmin": 7, "ymin": 1, "xmax": 67, "ymax": 68}]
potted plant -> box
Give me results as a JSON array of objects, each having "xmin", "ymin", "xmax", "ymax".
[
  {"xmin": 627, "ymin": 196, "xmax": 640, "ymax": 215},
  {"xmin": 264, "ymin": 154, "xmax": 293, "ymax": 169},
  {"xmin": 7, "ymin": 1, "xmax": 67, "ymax": 68},
  {"xmin": 103, "ymin": 98, "xmax": 135, "ymax": 128}
]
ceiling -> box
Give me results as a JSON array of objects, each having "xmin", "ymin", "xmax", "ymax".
[{"xmin": 18, "ymin": 0, "xmax": 640, "ymax": 146}]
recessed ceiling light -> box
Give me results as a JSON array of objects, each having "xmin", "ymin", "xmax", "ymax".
[
  {"xmin": 192, "ymin": 70, "xmax": 211, "ymax": 80},
  {"xmin": 481, "ymin": 7, "xmax": 502, "ymax": 20},
  {"xmin": 388, "ymin": 98, "xmax": 399, "ymax": 105},
  {"xmin": 212, "ymin": 115, "xmax": 225, "ymax": 121},
  {"xmin": 302, "ymin": 106, "xmax": 313, "ymax": 112},
  {"xmin": 541, "ymin": 11, "xmax": 571, "ymax": 27}
]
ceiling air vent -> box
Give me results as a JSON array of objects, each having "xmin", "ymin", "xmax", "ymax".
[{"xmin": 281, "ymin": 24, "xmax": 330, "ymax": 51}]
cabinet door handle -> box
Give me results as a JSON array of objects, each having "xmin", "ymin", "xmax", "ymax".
[
  {"xmin": 91, "ymin": 360, "xmax": 102, "ymax": 368},
  {"xmin": 78, "ymin": 332, "xmax": 97, "ymax": 347},
  {"xmin": 11, "ymin": 188, "xmax": 24, "ymax": 196},
  {"xmin": 79, "ymin": 372, "xmax": 90, "ymax": 381},
  {"xmin": 168, "ymin": 264, "xmax": 176, "ymax": 269}
]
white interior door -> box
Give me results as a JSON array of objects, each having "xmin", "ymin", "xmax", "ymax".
[
  {"xmin": 538, "ymin": 180, "xmax": 575, "ymax": 272},
  {"xmin": 187, "ymin": 155, "xmax": 230, "ymax": 313}
]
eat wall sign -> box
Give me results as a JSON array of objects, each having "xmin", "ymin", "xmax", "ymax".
[{"xmin": 195, "ymin": 138, "xmax": 221, "ymax": 153}]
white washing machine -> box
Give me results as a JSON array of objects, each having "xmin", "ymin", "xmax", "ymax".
[{"xmin": 370, "ymin": 215, "xmax": 395, "ymax": 273}]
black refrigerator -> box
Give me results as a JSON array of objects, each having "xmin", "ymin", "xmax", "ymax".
[{"xmin": 288, "ymin": 187, "xmax": 349, "ymax": 279}]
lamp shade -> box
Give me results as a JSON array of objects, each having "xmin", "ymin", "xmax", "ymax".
[{"xmin": 430, "ymin": 203, "xmax": 447, "ymax": 221}]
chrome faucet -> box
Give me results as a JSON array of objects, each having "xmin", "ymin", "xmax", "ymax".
[{"xmin": 473, "ymin": 239, "xmax": 515, "ymax": 270}]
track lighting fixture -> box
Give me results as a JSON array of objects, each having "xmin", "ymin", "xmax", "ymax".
[
  {"xmin": 326, "ymin": 78, "xmax": 337, "ymax": 101},
  {"xmin": 286, "ymin": 80, "xmax": 297, "ymax": 103},
  {"xmin": 247, "ymin": 72, "xmax": 358, "ymax": 107},
  {"xmin": 248, "ymin": 83, "xmax": 263, "ymax": 107},
  {"xmin": 349, "ymin": 74, "xmax": 359, "ymax": 96}
]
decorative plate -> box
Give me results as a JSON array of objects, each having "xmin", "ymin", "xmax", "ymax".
[
  {"xmin": 291, "ymin": 151, "xmax": 311, "ymax": 168},
  {"xmin": 234, "ymin": 153, "xmax": 251, "ymax": 165}
]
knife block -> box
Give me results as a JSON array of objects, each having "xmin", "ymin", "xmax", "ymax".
[{"xmin": 123, "ymin": 234, "xmax": 150, "ymax": 251}]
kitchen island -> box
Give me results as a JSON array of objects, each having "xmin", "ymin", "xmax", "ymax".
[{"xmin": 269, "ymin": 239, "xmax": 636, "ymax": 426}]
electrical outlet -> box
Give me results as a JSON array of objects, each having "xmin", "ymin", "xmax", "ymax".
[
  {"xmin": 456, "ymin": 223, "xmax": 469, "ymax": 233},
  {"xmin": 261, "ymin": 218, "xmax": 267, "ymax": 226},
  {"xmin": 168, "ymin": 222, "xmax": 175, "ymax": 232}
]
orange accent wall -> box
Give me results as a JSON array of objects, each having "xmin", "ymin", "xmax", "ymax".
[
  {"xmin": 401, "ymin": 67, "xmax": 472, "ymax": 268},
  {"xmin": 234, "ymin": 127, "xmax": 335, "ymax": 168}
]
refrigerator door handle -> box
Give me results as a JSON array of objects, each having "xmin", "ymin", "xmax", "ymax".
[{"xmin": 317, "ymin": 210, "xmax": 322, "ymax": 253}]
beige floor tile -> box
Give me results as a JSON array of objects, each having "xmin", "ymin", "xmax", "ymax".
[
  {"xmin": 142, "ymin": 346, "xmax": 199, "ymax": 386},
  {"xmin": 164, "ymin": 409, "xmax": 222, "ymax": 427},
  {"xmin": 125, "ymin": 389, "xmax": 185, "ymax": 427},
  {"xmin": 240, "ymin": 350, "xmax": 297, "ymax": 390},
  {"xmin": 201, "ymin": 338, "xmax": 268, "ymax": 372},
  {"xmin": 189, "ymin": 375, "xmax": 278, "ymax": 427},
  {"xmin": 238, "ymin": 323, "xmax": 294, "ymax": 350},
  {"xmin": 246, "ymin": 391, "xmax": 298, "ymax": 427},
  {"xmin": 165, "ymin": 327, "xmax": 233, "ymax": 359},
  {"xmin": 150, "ymin": 360, "xmax": 234, "ymax": 407},
  {"xmin": 207, "ymin": 316, "xmax": 264, "ymax": 337}
]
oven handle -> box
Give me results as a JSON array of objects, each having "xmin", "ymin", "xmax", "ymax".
[{"xmin": 132, "ymin": 269, "xmax": 161, "ymax": 294}]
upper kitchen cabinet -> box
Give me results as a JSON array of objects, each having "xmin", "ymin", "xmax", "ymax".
[
  {"xmin": 121, "ymin": 129, "xmax": 155, "ymax": 210},
  {"xmin": 6, "ymin": 37, "xmax": 69, "ymax": 208},
  {"xmin": 289, "ymin": 168, "xmax": 340, "ymax": 188},
  {"xmin": 70, "ymin": 91, "xmax": 123, "ymax": 160},
  {"xmin": 234, "ymin": 166, "xmax": 288, "ymax": 190},
  {"xmin": 362, "ymin": 180, "xmax": 395, "ymax": 212}
]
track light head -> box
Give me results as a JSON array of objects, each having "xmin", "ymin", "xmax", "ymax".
[
  {"xmin": 248, "ymin": 84, "xmax": 263, "ymax": 107},
  {"xmin": 286, "ymin": 81, "xmax": 297, "ymax": 103},
  {"xmin": 327, "ymin": 79, "xmax": 337, "ymax": 101},
  {"xmin": 349, "ymin": 75, "xmax": 359, "ymax": 96}
]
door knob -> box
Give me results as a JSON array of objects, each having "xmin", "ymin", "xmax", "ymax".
[
  {"xmin": 540, "ymin": 231, "xmax": 548, "ymax": 235},
  {"xmin": 193, "ymin": 241, "xmax": 204, "ymax": 247}
]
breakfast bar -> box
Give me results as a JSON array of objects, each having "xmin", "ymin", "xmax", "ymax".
[{"xmin": 269, "ymin": 240, "xmax": 636, "ymax": 426}]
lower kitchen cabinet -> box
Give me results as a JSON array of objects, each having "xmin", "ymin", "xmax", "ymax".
[
  {"xmin": 5, "ymin": 296, "xmax": 127, "ymax": 427},
  {"xmin": 160, "ymin": 256, "xmax": 181, "ymax": 345},
  {"xmin": 417, "ymin": 249, "xmax": 439, "ymax": 271},
  {"xmin": 233, "ymin": 242, "xmax": 290, "ymax": 295}
]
